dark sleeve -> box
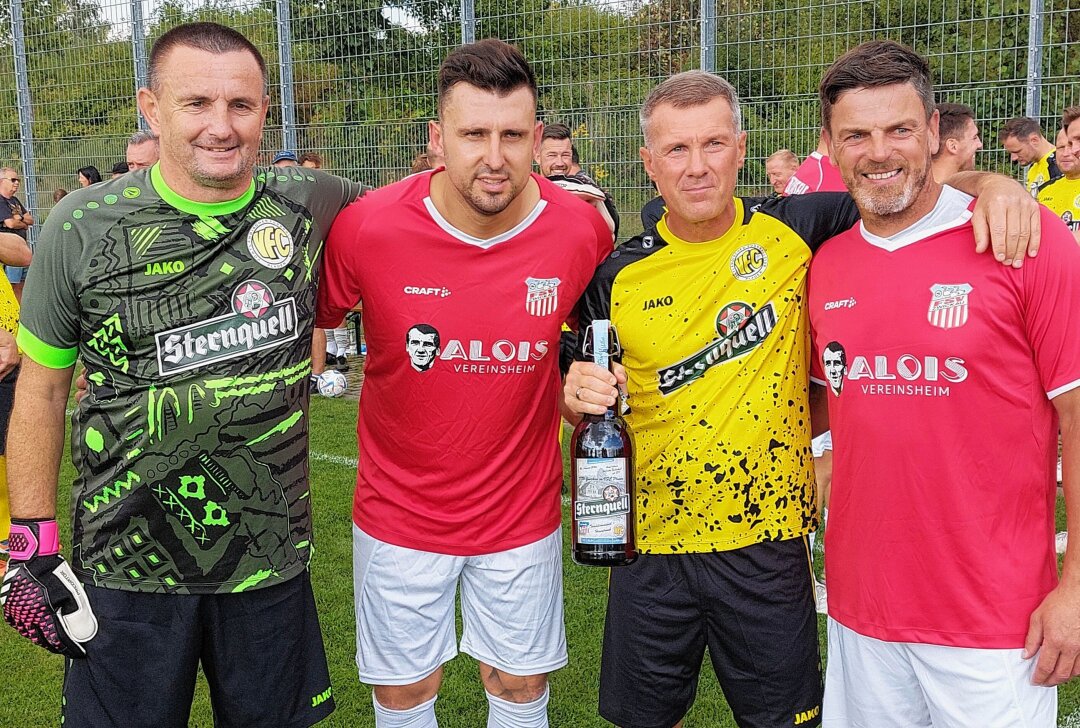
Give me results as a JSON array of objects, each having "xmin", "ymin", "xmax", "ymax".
[
  {"xmin": 572, "ymin": 256, "xmax": 620, "ymax": 363},
  {"xmin": 640, "ymin": 196, "xmax": 665, "ymax": 231},
  {"xmin": 752, "ymin": 192, "xmax": 861, "ymax": 252},
  {"xmin": 1048, "ymin": 154, "xmax": 1063, "ymax": 184}
]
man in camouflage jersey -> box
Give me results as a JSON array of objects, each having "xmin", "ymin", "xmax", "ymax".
[{"xmin": 1, "ymin": 23, "xmax": 360, "ymax": 726}]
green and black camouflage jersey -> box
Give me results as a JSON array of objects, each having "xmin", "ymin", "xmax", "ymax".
[
  {"xmin": 575, "ymin": 194, "xmax": 857, "ymax": 554},
  {"xmin": 17, "ymin": 165, "xmax": 362, "ymax": 594}
]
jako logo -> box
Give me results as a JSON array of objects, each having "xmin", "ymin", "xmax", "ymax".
[
  {"xmin": 794, "ymin": 705, "xmax": 820, "ymax": 725},
  {"xmin": 642, "ymin": 295, "xmax": 673, "ymax": 311},
  {"xmin": 145, "ymin": 260, "xmax": 185, "ymax": 276},
  {"xmin": 404, "ymin": 285, "xmax": 451, "ymax": 298}
]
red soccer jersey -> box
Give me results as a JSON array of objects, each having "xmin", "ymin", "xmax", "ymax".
[
  {"xmin": 809, "ymin": 190, "xmax": 1080, "ymax": 648},
  {"xmin": 317, "ymin": 172, "xmax": 612, "ymax": 555},
  {"xmin": 785, "ymin": 151, "xmax": 848, "ymax": 195}
]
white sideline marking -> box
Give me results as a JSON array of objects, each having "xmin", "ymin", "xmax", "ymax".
[{"xmin": 310, "ymin": 451, "xmax": 358, "ymax": 468}]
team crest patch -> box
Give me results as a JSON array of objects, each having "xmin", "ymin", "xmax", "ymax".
[
  {"xmin": 525, "ymin": 277, "xmax": 561, "ymax": 317},
  {"xmin": 928, "ymin": 283, "xmax": 972, "ymax": 329},
  {"xmin": 246, "ymin": 219, "xmax": 293, "ymax": 269},
  {"xmin": 730, "ymin": 243, "xmax": 768, "ymax": 281}
]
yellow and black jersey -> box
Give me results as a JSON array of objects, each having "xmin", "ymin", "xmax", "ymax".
[
  {"xmin": 577, "ymin": 193, "xmax": 857, "ymax": 553},
  {"xmin": 1037, "ymin": 175, "xmax": 1080, "ymax": 233},
  {"xmin": 1027, "ymin": 150, "xmax": 1063, "ymax": 196},
  {"xmin": 0, "ymin": 270, "xmax": 16, "ymax": 336}
]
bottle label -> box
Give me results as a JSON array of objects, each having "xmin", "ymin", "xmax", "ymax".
[{"xmin": 574, "ymin": 457, "xmax": 630, "ymax": 545}]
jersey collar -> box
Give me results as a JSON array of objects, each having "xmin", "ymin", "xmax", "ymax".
[
  {"xmin": 656, "ymin": 197, "xmax": 744, "ymax": 248},
  {"xmin": 151, "ymin": 163, "xmax": 256, "ymax": 217}
]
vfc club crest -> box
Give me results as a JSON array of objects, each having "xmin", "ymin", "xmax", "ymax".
[
  {"xmin": 525, "ymin": 277, "xmax": 561, "ymax": 317},
  {"xmin": 928, "ymin": 283, "xmax": 972, "ymax": 329}
]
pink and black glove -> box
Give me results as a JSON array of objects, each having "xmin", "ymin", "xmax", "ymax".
[{"xmin": 1, "ymin": 519, "xmax": 97, "ymax": 658}]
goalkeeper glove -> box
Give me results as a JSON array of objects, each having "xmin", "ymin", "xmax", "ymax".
[{"xmin": 1, "ymin": 518, "xmax": 97, "ymax": 658}]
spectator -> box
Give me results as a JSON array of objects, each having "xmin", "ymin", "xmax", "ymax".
[
  {"xmin": 932, "ymin": 102, "xmax": 983, "ymax": 181},
  {"xmin": 299, "ymin": 152, "xmax": 322, "ymax": 169},
  {"xmin": 410, "ymin": 150, "xmax": 433, "ymax": 174},
  {"xmin": 272, "ymin": 150, "xmax": 298, "ymax": 167},
  {"xmin": 110, "ymin": 161, "xmax": 129, "ymax": 179},
  {"xmin": 0, "ymin": 167, "xmax": 32, "ymax": 302},
  {"xmin": 1000, "ymin": 116, "xmax": 1061, "ymax": 194},
  {"xmin": 77, "ymin": 165, "xmax": 101, "ymax": 187},
  {"xmin": 52, "ymin": 188, "xmax": 68, "ymax": 204},
  {"xmin": 125, "ymin": 130, "xmax": 159, "ymax": 171},
  {"xmin": 765, "ymin": 148, "xmax": 799, "ymax": 196},
  {"xmin": 536, "ymin": 122, "xmax": 618, "ymax": 239}
]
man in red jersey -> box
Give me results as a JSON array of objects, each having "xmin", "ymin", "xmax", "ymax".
[
  {"xmin": 784, "ymin": 131, "xmax": 848, "ymax": 195},
  {"xmin": 317, "ymin": 39, "xmax": 611, "ymax": 728},
  {"xmin": 810, "ymin": 40, "xmax": 1080, "ymax": 726}
]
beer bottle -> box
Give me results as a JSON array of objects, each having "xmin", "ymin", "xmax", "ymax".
[{"xmin": 571, "ymin": 319, "xmax": 637, "ymax": 566}]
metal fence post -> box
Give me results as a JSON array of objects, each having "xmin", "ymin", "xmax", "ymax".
[
  {"xmin": 11, "ymin": 0, "xmax": 37, "ymax": 242},
  {"xmin": 700, "ymin": 0, "xmax": 716, "ymax": 73},
  {"xmin": 461, "ymin": 0, "xmax": 476, "ymax": 45},
  {"xmin": 131, "ymin": 0, "xmax": 149, "ymax": 129},
  {"xmin": 1025, "ymin": 0, "xmax": 1045, "ymax": 119},
  {"xmin": 275, "ymin": 0, "xmax": 298, "ymax": 155}
]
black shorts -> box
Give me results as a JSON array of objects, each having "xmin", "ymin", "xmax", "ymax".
[
  {"xmin": 598, "ymin": 537, "xmax": 822, "ymax": 728},
  {"xmin": 62, "ymin": 570, "xmax": 334, "ymax": 728},
  {"xmin": 0, "ymin": 365, "xmax": 17, "ymax": 456}
]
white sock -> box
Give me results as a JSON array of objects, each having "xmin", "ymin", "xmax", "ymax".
[
  {"xmin": 333, "ymin": 326, "xmax": 352, "ymax": 351},
  {"xmin": 325, "ymin": 333, "xmax": 339, "ymax": 357},
  {"xmin": 373, "ymin": 693, "xmax": 439, "ymax": 728},
  {"xmin": 486, "ymin": 685, "xmax": 549, "ymax": 728}
]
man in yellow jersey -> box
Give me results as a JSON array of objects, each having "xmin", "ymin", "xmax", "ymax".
[
  {"xmin": 0, "ymin": 232, "xmax": 31, "ymax": 573},
  {"xmin": 563, "ymin": 70, "xmax": 1041, "ymax": 728},
  {"xmin": 1037, "ymin": 116, "xmax": 1080, "ymax": 241},
  {"xmin": 1001, "ymin": 116, "xmax": 1061, "ymax": 195}
]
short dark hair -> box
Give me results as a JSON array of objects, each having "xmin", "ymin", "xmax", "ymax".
[
  {"xmin": 819, "ymin": 40, "xmax": 934, "ymax": 131},
  {"xmin": 407, "ymin": 324, "xmax": 440, "ymax": 349},
  {"xmin": 823, "ymin": 340, "xmax": 846, "ymax": 365},
  {"xmin": 298, "ymin": 152, "xmax": 323, "ymax": 168},
  {"xmin": 999, "ymin": 116, "xmax": 1042, "ymax": 143},
  {"xmin": 1064, "ymin": 107, "xmax": 1080, "ymax": 130},
  {"xmin": 149, "ymin": 22, "xmax": 268, "ymax": 93},
  {"xmin": 78, "ymin": 165, "xmax": 101, "ymax": 184},
  {"xmin": 437, "ymin": 39, "xmax": 537, "ymax": 115},
  {"xmin": 541, "ymin": 122, "xmax": 572, "ymax": 142},
  {"xmin": 571, "ymin": 146, "xmax": 580, "ymax": 165},
  {"xmin": 111, "ymin": 161, "xmax": 129, "ymax": 175},
  {"xmin": 934, "ymin": 102, "xmax": 976, "ymax": 159}
]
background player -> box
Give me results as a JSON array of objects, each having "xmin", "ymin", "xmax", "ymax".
[
  {"xmin": 1000, "ymin": 115, "xmax": 1061, "ymax": 194},
  {"xmin": 931, "ymin": 102, "xmax": 983, "ymax": 181}
]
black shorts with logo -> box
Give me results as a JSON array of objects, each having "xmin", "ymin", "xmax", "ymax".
[
  {"xmin": 599, "ymin": 537, "xmax": 822, "ymax": 728},
  {"xmin": 62, "ymin": 569, "xmax": 334, "ymax": 728}
]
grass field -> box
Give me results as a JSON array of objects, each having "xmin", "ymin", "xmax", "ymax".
[{"xmin": 2, "ymin": 393, "xmax": 1079, "ymax": 726}]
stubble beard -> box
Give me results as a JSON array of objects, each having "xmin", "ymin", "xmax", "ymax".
[{"xmin": 848, "ymin": 160, "xmax": 930, "ymax": 218}]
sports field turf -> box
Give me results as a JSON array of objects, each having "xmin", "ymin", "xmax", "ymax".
[{"xmin": 2, "ymin": 393, "xmax": 1079, "ymax": 726}]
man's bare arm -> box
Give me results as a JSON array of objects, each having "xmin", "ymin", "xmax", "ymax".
[
  {"xmin": 809, "ymin": 383, "xmax": 830, "ymax": 439},
  {"xmin": 6, "ymin": 357, "xmax": 74, "ymax": 518},
  {"xmin": 1024, "ymin": 386, "xmax": 1080, "ymax": 686},
  {"xmin": 946, "ymin": 171, "xmax": 1041, "ymax": 267},
  {"xmin": 0, "ymin": 231, "xmax": 31, "ymax": 267}
]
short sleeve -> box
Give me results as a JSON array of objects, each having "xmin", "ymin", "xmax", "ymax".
[
  {"xmin": 1022, "ymin": 207, "xmax": 1080, "ymax": 398},
  {"xmin": 16, "ymin": 199, "xmax": 82, "ymax": 368},
  {"xmin": 315, "ymin": 198, "xmax": 366, "ymax": 329}
]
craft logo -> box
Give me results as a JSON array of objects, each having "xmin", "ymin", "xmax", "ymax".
[
  {"xmin": 928, "ymin": 283, "xmax": 972, "ymax": 330},
  {"xmin": 156, "ymin": 279, "xmax": 299, "ymax": 375},
  {"xmin": 657, "ymin": 301, "xmax": 777, "ymax": 394},
  {"xmin": 525, "ymin": 277, "xmax": 561, "ymax": 317},
  {"xmin": 730, "ymin": 243, "xmax": 768, "ymax": 281},
  {"xmin": 247, "ymin": 219, "xmax": 293, "ymax": 269}
]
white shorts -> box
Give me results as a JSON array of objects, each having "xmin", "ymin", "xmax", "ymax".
[
  {"xmin": 352, "ymin": 525, "xmax": 568, "ymax": 685},
  {"xmin": 823, "ymin": 618, "xmax": 1056, "ymax": 728}
]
